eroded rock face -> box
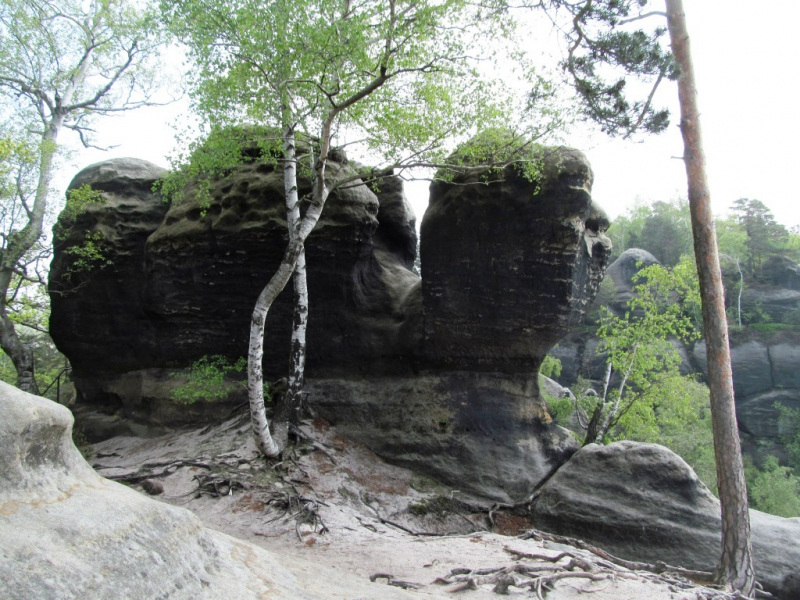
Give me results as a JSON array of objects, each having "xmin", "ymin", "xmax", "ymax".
[
  {"xmin": 308, "ymin": 374, "xmax": 579, "ymax": 502},
  {"xmin": 604, "ymin": 247, "xmax": 659, "ymax": 311},
  {"xmin": 0, "ymin": 381, "xmax": 418, "ymax": 600},
  {"xmin": 50, "ymin": 154, "xmax": 420, "ymax": 423},
  {"xmin": 49, "ymin": 142, "xmax": 610, "ymax": 500},
  {"xmin": 421, "ymin": 147, "xmax": 611, "ymax": 373},
  {"xmin": 49, "ymin": 158, "xmax": 169, "ymax": 376},
  {"xmin": 532, "ymin": 441, "xmax": 800, "ymax": 598}
]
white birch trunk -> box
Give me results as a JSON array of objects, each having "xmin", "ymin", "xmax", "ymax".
[
  {"xmin": 248, "ymin": 124, "xmax": 331, "ymax": 458},
  {"xmin": 273, "ymin": 126, "xmax": 310, "ymax": 449}
]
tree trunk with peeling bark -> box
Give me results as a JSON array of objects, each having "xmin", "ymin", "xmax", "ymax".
[
  {"xmin": 247, "ymin": 123, "xmax": 332, "ymax": 458},
  {"xmin": 273, "ymin": 125, "xmax": 309, "ymax": 451},
  {"xmin": 665, "ymin": 0, "xmax": 755, "ymax": 594}
]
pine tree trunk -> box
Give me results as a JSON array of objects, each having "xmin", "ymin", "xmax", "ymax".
[{"xmin": 665, "ymin": 1, "xmax": 755, "ymax": 594}]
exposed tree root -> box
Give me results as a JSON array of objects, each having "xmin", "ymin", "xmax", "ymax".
[
  {"xmin": 422, "ymin": 531, "xmax": 771, "ymax": 599},
  {"xmin": 519, "ymin": 529, "xmax": 716, "ymax": 583},
  {"xmin": 94, "ymin": 458, "xmax": 213, "ymax": 484},
  {"xmin": 369, "ymin": 573, "xmax": 424, "ymax": 590}
]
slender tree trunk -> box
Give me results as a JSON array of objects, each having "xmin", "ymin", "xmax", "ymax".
[
  {"xmin": 247, "ymin": 120, "xmax": 333, "ymax": 458},
  {"xmin": 666, "ymin": 1, "xmax": 755, "ymax": 594},
  {"xmin": 735, "ymin": 258, "xmax": 743, "ymax": 328},
  {"xmin": 0, "ymin": 116, "xmax": 62, "ymax": 395},
  {"xmin": 593, "ymin": 350, "xmax": 635, "ymax": 444},
  {"xmin": 272, "ymin": 125, "xmax": 309, "ymax": 450}
]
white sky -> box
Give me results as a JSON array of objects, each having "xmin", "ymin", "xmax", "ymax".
[{"xmin": 58, "ymin": 1, "xmax": 800, "ymax": 230}]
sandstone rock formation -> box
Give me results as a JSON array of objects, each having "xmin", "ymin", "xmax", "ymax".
[
  {"xmin": 0, "ymin": 381, "xmax": 419, "ymax": 600},
  {"xmin": 421, "ymin": 147, "xmax": 611, "ymax": 373},
  {"xmin": 49, "ymin": 138, "xmax": 611, "ymax": 501},
  {"xmin": 532, "ymin": 441, "xmax": 800, "ymax": 599},
  {"xmin": 603, "ymin": 247, "xmax": 659, "ymax": 312}
]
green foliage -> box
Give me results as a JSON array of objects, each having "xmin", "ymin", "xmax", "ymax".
[
  {"xmin": 586, "ymin": 276, "xmax": 618, "ymax": 325},
  {"xmin": 62, "ymin": 231, "xmax": 112, "ymax": 279},
  {"xmin": 605, "ymin": 197, "xmax": 692, "ymax": 265},
  {"xmin": 745, "ymin": 456, "xmax": 800, "ymax": 518},
  {"xmin": 730, "ymin": 198, "xmax": 794, "ymax": 281},
  {"xmin": 539, "ymin": 354, "xmax": 563, "ymax": 379},
  {"xmin": 577, "ymin": 259, "xmax": 701, "ymax": 444},
  {"xmin": 155, "ymin": 125, "xmax": 282, "ymax": 209},
  {"xmin": 776, "ymin": 403, "xmax": 800, "ymax": 470},
  {"xmin": 544, "ymin": 0, "xmax": 677, "ymax": 136},
  {"xmin": 162, "ymin": 0, "xmax": 564, "ymax": 182},
  {"xmin": 442, "ymin": 128, "xmax": 547, "ymax": 187},
  {"xmin": 171, "ymin": 355, "xmax": 254, "ymax": 404},
  {"xmin": 60, "ymin": 185, "xmax": 105, "ymax": 226},
  {"xmin": 624, "ymin": 377, "xmax": 718, "ymax": 494}
]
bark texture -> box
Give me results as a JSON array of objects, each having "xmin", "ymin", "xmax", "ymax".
[
  {"xmin": 665, "ymin": 0, "xmax": 755, "ymax": 594},
  {"xmin": 0, "ymin": 121, "xmax": 60, "ymax": 394},
  {"xmin": 276, "ymin": 127, "xmax": 309, "ymax": 451}
]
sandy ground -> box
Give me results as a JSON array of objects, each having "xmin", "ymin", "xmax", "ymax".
[{"xmin": 89, "ymin": 411, "xmax": 719, "ymax": 600}]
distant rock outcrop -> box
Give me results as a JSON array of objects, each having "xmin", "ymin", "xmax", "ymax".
[
  {"xmin": 0, "ymin": 381, "xmax": 421, "ymax": 600},
  {"xmin": 553, "ymin": 249, "xmax": 800, "ymax": 464},
  {"xmin": 533, "ymin": 441, "xmax": 800, "ymax": 599},
  {"xmin": 48, "ymin": 139, "xmax": 611, "ymax": 501}
]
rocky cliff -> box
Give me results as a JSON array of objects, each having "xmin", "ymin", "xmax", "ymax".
[{"xmin": 49, "ymin": 139, "xmax": 611, "ymax": 501}]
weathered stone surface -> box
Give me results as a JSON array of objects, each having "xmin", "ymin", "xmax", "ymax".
[
  {"xmin": 50, "ymin": 154, "xmax": 420, "ymax": 420},
  {"xmin": 693, "ymin": 340, "xmax": 773, "ymax": 399},
  {"xmin": 49, "ymin": 158, "xmax": 169, "ymax": 376},
  {"xmin": 308, "ymin": 374, "xmax": 580, "ymax": 502},
  {"xmin": 737, "ymin": 389, "xmax": 800, "ymax": 439},
  {"xmin": 742, "ymin": 286, "xmax": 800, "ymax": 324},
  {"xmin": 761, "ymin": 255, "xmax": 800, "ymax": 291},
  {"xmin": 533, "ymin": 441, "xmax": 800, "ymax": 598},
  {"xmin": 0, "ymin": 381, "xmax": 422, "ymax": 600},
  {"xmin": 420, "ymin": 146, "xmax": 611, "ymax": 373},
  {"xmin": 372, "ymin": 172, "xmax": 418, "ymax": 270},
  {"xmin": 770, "ymin": 343, "xmax": 800, "ymax": 389},
  {"xmin": 604, "ymin": 247, "xmax": 659, "ymax": 310}
]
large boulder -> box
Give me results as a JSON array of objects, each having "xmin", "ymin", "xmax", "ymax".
[
  {"xmin": 532, "ymin": 441, "xmax": 800, "ymax": 599},
  {"xmin": 49, "ymin": 138, "xmax": 612, "ymax": 501},
  {"xmin": 49, "ymin": 150, "xmax": 419, "ymax": 422},
  {"xmin": 420, "ymin": 145, "xmax": 611, "ymax": 373},
  {"xmin": 0, "ymin": 381, "xmax": 419, "ymax": 600},
  {"xmin": 308, "ymin": 374, "xmax": 579, "ymax": 503},
  {"xmin": 49, "ymin": 158, "xmax": 170, "ymax": 376},
  {"xmin": 604, "ymin": 248, "xmax": 660, "ymax": 311}
]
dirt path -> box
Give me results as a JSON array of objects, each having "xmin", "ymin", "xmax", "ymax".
[{"xmin": 89, "ymin": 412, "xmax": 719, "ymax": 599}]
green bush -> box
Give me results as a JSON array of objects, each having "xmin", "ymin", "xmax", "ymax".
[
  {"xmin": 172, "ymin": 355, "xmax": 255, "ymax": 404},
  {"xmin": 539, "ymin": 354, "xmax": 562, "ymax": 379},
  {"xmin": 746, "ymin": 456, "xmax": 800, "ymax": 518}
]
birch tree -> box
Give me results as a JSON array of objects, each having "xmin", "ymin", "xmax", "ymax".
[
  {"xmin": 0, "ymin": 0, "xmax": 166, "ymax": 393},
  {"xmin": 163, "ymin": 0, "xmax": 556, "ymax": 457},
  {"xmin": 578, "ymin": 260, "xmax": 700, "ymax": 444},
  {"xmin": 533, "ymin": 0, "xmax": 756, "ymax": 592}
]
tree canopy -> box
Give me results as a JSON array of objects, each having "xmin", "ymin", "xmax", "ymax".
[{"xmin": 0, "ymin": 0, "xmax": 167, "ymax": 392}]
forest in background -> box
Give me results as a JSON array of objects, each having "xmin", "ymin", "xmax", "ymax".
[{"xmin": 542, "ymin": 195, "xmax": 800, "ymax": 518}]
